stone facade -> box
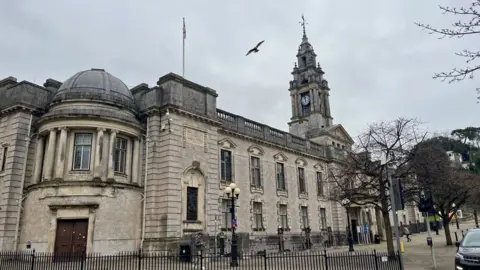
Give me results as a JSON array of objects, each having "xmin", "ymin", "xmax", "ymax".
[{"xmin": 0, "ymin": 31, "xmax": 382, "ymax": 254}]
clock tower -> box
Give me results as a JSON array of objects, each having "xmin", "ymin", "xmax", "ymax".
[{"xmin": 288, "ymin": 15, "xmax": 333, "ymax": 140}]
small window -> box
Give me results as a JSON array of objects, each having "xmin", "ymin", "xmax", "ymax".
[
  {"xmin": 250, "ymin": 156, "xmax": 261, "ymax": 188},
  {"xmin": 316, "ymin": 172, "xmax": 324, "ymax": 196},
  {"xmin": 220, "ymin": 150, "xmax": 233, "ymax": 181},
  {"xmin": 73, "ymin": 134, "xmax": 93, "ymax": 170},
  {"xmin": 114, "ymin": 138, "xmax": 128, "ymax": 173},
  {"xmin": 301, "ymin": 206, "xmax": 309, "ymax": 228},
  {"xmin": 319, "ymin": 208, "xmax": 327, "ymax": 230},
  {"xmin": 222, "ymin": 199, "xmax": 233, "ymax": 229},
  {"xmin": 331, "ymin": 141, "xmax": 335, "ymax": 145},
  {"xmin": 276, "ymin": 162, "xmax": 286, "ymax": 191},
  {"xmin": 253, "ymin": 202, "xmax": 263, "ymax": 230},
  {"xmin": 279, "ymin": 204, "xmax": 288, "ymax": 229},
  {"xmin": 1, "ymin": 147, "xmax": 7, "ymax": 171},
  {"xmin": 186, "ymin": 187, "xmax": 198, "ymax": 221},
  {"xmin": 298, "ymin": 167, "xmax": 306, "ymax": 193}
]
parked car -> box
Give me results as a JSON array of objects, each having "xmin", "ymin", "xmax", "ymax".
[{"xmin": 455, "ymin": 228, "xmax": 480, "ymax": 270}]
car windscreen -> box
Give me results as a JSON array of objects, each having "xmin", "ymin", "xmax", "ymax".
[{"xmin": 463, "ymin": 231, "xmax": 480, "ymax": 247}]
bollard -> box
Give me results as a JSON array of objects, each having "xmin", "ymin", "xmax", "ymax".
[
  {"xmin": 455, "ymin": 232, "xmax": 458, "ymax": 242},
  {"xmin": 400, "ymin": 241, "xmax": 405, "ymax": 253}
]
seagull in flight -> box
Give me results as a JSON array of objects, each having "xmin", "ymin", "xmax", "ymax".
[{"xmin": 246, "ymin": 40, "xmax": 265, "ymax": 56}]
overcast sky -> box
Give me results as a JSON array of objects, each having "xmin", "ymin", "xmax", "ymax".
[{"xmin": 0, "ymin": 0, "xmax": 478, "ymax": 138}]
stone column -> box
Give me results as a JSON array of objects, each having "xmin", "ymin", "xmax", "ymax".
[
  {"xmin": 54, "ymin": 127, "xmax": 68, "ymax": 180},
  {"xmin": 93, "ymin": 128, "xmax": 105, "ymax": 180},
  {"xmin": 295, "ymin": 93, "xmax": 300, "ymax": 116},
  {"xmin": 290, "ymin": 94, "xmax": 296, "ymax": 118},
  {"xmin": 44, "ymin": 129, "xmax": 57, "ymax": 180},
  {"xmin": 131, "ymin": 138, "xmax": 140, "ymax": 184},
  {"xmin": 33, "ymin": 136, "xmax": 45, "ymax": 183},
  {"xmin": 309, "ymin": 89, "xmax": 316, "ymax": 112},
  {"xmin": 107, "ymin": 129, "xmax": 117, "ymax": 180}
]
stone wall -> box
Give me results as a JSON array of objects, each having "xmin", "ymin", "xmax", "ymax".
[{"xmin": 0, "ymin": 110, "xmax": 34, "ymax": 250}]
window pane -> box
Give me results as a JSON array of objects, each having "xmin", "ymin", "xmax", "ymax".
[
  {"xmin": 81, "ymin": 146, "xmax": 91, "ymax": 169},
  {"xmin": 83, "ymin": 134, "xmax": 92, "ymax": 145},
  {"xmin": 74, "ymin": 147, "xmax": 82, "ymax": 169},
  {"xmin": 220, "ymin": 150, "xmax": 232, "ymax": 181},
  {"xmin": 186, "ymin": 187, "xmax": 198, "ymax": 221},
  {"xmin": 75, "ymin": 134, "xmax": 84, "ymax": 145},
  {"xmin": 222, "ymin": 199, "xmax": 232, "ymax": 228}
]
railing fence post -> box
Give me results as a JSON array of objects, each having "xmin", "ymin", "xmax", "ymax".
[
  {"xmin": 200, "ymin": 249, "xmax": 203, "ymax": 270},
  {"xmin": 30, "ymin": 249, "xmax": 36, "ymax": 270},
  {"xmin": 137, "ymin": 249, "xmax": 142, "ymax": 270},
  {"xmin": 398, "ymin": 250, "xmax": 403, "ymax": 270},
  {"xmin": 263, "ymin": 249, "xmax": 267, "ymax": 270},
  {"xmin": 374, "ymin": 249, "xmax": 379, "ymax": 270},
  {"xmin": 80, "ymin": 251, "xmax": 85, "ymax": 270},
  {"xmin": 324, "ymin": 249, "xmax": 329, "ymax": 270}
]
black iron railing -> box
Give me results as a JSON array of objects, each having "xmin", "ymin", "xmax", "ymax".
[{"xmin": 0, "ymin": 249, "xmax": 402, "ymax": 270}]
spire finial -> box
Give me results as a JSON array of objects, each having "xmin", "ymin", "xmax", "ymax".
[{"xmin": 299, "ymin": 14, "xmax": 308, "ymax": 37}]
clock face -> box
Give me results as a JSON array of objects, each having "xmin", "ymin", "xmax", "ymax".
[{"xmin": 301, "ymin": 94, "xmax": 310, "ymax": 106}]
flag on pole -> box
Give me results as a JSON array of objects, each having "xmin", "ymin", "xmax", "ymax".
[
  {"xmin": 183, "ymin": 17, "xmax": 186, "ymax": 40},
  {"xmin": 182, "ymin": 17, "xmax": 186, "ymax": 78}
]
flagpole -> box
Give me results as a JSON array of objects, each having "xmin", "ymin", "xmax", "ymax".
[{"xmin": 182, "ymin": 17, "xmax": 186, "ymax": 78}]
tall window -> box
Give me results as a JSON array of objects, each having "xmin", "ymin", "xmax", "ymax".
[
  {"xmin": 319, "ymin": 208, "xmax": 327, "ymax": 230},
  {"xmin": 186, "ymin": 187, "xmax": 198, "ymax": 221},
  {"xmin": 298, "ymin": 167, "xmax": 306, "ymax": 193},
  {"xmin": 279, "ymin": 204, "xmax": 288, "ymax": 229},
  {"xmin": 250, "ymin": 156, "xmax": 261, "ymax": 188},
  {"xmin": 220, "ymin": 150, "xmax": 233, "ymax": 182},
  {"xmin": 316, "ymin": 172, "xmax": 324, "ymax": 196},
  {"xmin": 1, "ymin": 147, "xmax": 7, "ymax": 171},
  {"xmin": 253, "ymin": 202, "xmax": 263, "ymax": 230},
  {"xmin": 73, "ymin": 134, "xmax": 92, "ymax": 170},
  {"xmin": 301, "ymin": 206, "xmax": 309, "ymax": 228},
  {"xmin": 114, "ymin": 138, "xmax": 128, "ymax": 173},
  {"xmin": 222, "ymin": 199, "xmax": 232, "ymax": 229},
  {"xmin": 276, "ymin": 162, "xmax": 286, "ymax": 190}
]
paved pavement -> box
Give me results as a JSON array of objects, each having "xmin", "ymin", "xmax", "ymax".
[{"xmin": 332, "ymin": 221, "xmax": 478, "ymax": 270}]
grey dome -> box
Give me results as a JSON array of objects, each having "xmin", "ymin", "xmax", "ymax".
[{"xmin": 51, "ymin": 69, "xmax": 136, "ymax": 111}]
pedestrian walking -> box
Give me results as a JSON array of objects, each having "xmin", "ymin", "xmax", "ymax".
[{"xmin": 402, "ymin": 225, "xmax": 411, "ymax": 242}]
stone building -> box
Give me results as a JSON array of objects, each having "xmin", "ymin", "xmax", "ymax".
[{"xmin": 0, "ymin": 29, "xmax": 379, "ymax": 254}]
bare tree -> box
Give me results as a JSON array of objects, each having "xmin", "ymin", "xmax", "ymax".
[
  {"xmin": 415, "ymin": 1, "xmax": 480, "ymax": 100},
  {"xmin": 328, "ymin": 118, "xmax": 426, "ymax": 255},
  {"xmin": 411, "ymin": 140, "xmax": 479, "ymax": 245}
]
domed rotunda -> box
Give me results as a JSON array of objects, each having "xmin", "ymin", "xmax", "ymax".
[{"xmin": 19, "ymin": 69, "xmax": 144, "ymax": 254}]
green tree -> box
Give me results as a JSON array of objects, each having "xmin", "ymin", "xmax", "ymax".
[{"xmin": 411, "ymin": 140, "xmax": 479, "ymax": 245}]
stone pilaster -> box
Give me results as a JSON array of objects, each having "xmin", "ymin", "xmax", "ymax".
[
  {"xmin": 131, "ymin": 138, "xmax": 140, "ymax": 184},
  {"xmin": 54, "ymin": 127, "xmax": 68, "ymax": 180},
  {"xmin": 107, "ymin": 129, "xmax": 117, "ymax": 180},
  {"xmin": 93, "ymin": 128, "xmax": 105, "ymax": 180},
  {"xmin": 32, "ymin": 136, "xmax": 45, "ymax": 183},
  {"xmin": 44, "ymin": 129, "xmax": 57, "ymax": 180}
]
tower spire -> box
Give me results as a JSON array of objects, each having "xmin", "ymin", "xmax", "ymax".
[{"xmin": 299, "ymin": 14, "xmax": 308, "ymax": 38}]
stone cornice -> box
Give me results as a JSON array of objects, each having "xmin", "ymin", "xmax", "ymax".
[
  {"xmin": 26, "ymin": 180, "xmax": 143, "ymax": 193},
  {"xmin": 218, "ymin": 128, "xmax": 331, "ymax": 162},
  {"xmin": 157, "ymin": 73, "xmax": 218, "ymax": 97},
  {"xmin": 37, "ymin": 112, "xmax": 144, "ymax": 131},
  {"xmin": 141, "ymin": 105, "xmax": 222, "ymax": 126},
  {"xmin": 0, "ymin": 104, "xmax": 42, "ymax": 116}
]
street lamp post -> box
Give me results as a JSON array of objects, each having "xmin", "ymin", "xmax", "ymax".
[
  {"xmin": 224, "ymin": 183, "xmax": 241, "ymax": 267},
  {"xmin": 341, "ymin": 198, "xmax": 355, "ymax": 252}
]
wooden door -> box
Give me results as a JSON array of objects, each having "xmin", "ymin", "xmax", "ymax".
[{"xmin": 54, "ymin": 219, "xmax": 89, "ymax": 256}]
